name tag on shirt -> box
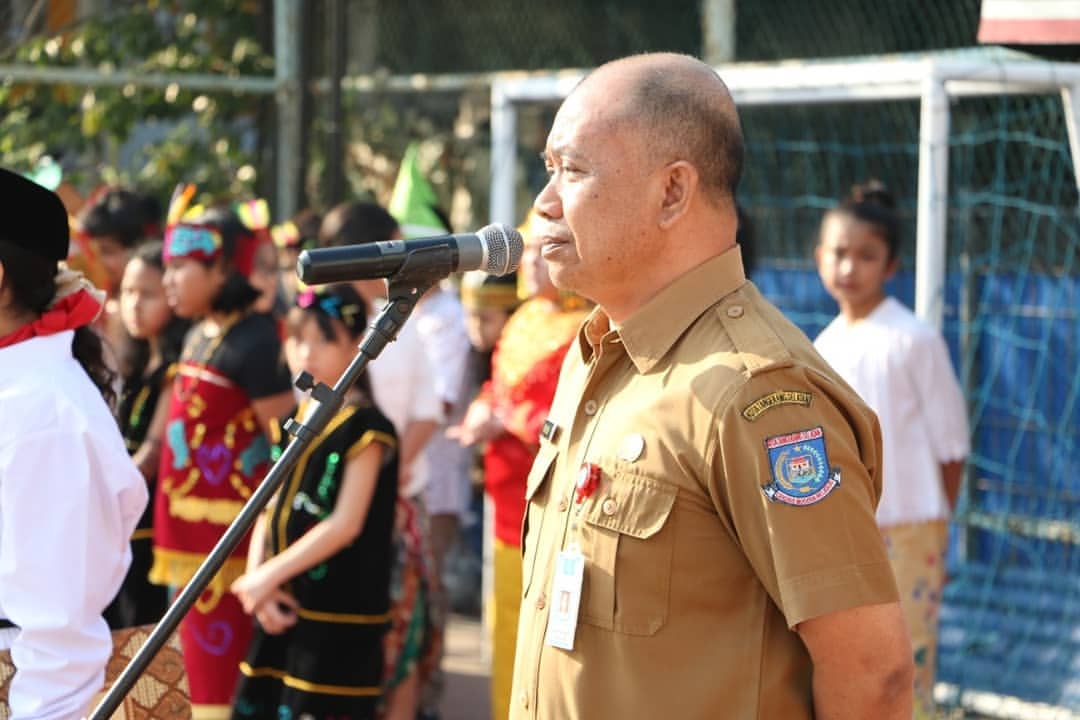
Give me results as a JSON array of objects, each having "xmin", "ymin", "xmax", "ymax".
[
  {"xmin": 540, "ymin": 418, "xmax": 560, "ymax": 444},
  {"xmin": 545, "ymin": 546, "xmax": 585, "ymax": 651}
]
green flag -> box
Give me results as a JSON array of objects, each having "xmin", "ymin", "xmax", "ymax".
[{"xmin": 388, "ymin": 142, "xmax": 447, "ymax": 238}]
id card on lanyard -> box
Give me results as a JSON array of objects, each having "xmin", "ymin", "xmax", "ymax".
[{"xmin": 544, "ymin": 543, "xmax": 585, "ymax": 650}]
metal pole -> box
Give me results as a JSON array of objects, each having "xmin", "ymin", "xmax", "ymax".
[
  {"xmin": 484, "ymin": 82, "xmax": 513, "ymax": 669},
  {"xmin": 274, "ymin": 0, "xmax": 303, "ymax": 221},
  {"xmin": 0, "ymin": 65, "xmax": 277, "ymax": 93},
  {"xmin": 1060, "ymin": 84, "xmax": 1080, "ymax": 200},
  {"xmin": 915, "ymin": 69, "xmax": 950, "ymax": 330},
  {"xmin": 489, "ymin": 79, "xmax": 517, "ymax": 227},
  {"xmin": 326, "ymin": 0, "xmax": 347, "ymax": 207},
  {"xmin": 701, "ymin": 0, "xmax": 736, "ymax": 66}
]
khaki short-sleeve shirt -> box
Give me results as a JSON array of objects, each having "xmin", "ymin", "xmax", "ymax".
[{"xmin": 509, "ymin": 249, "xmax": 899, "ymax": 720}]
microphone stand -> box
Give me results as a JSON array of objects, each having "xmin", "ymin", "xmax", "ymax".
[{"xmin": 87, "ymin": 247, "xmax": 454, "ymax": 720}]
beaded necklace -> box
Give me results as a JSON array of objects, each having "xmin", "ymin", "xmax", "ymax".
[
  {"xmin": 181, "ymin": 311, "xmax": 244, "ymax": 367},
  {"xmin": 176, "ymin": 312, "xmax": 245, "ymax": 403}
]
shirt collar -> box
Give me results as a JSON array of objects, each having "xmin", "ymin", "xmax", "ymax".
[
  {"xmin": 579, "ymin": 246, "xmax": 746, "ymax": 373},
  {"xmin": 0, "ymin": 331, "xmax": 73, "ymax": 387}
]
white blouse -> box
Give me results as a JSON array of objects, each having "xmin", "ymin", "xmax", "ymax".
[
  {"xmin": 414, "ymin": 286, "xmax": 474, "ymax": 517},
  {"xmin": 0, "ymin": 331, "xmax": 146, "ymax": 719},
  {"xmin": 368, "ymin": 304, "xmax": 444, "ymax": 499},
  {"xmin": 814, "ymin": 297, "xmax": 971, "ymax": 527}
]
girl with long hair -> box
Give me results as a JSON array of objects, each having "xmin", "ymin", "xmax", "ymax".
[{"xmin": 0, "ymin": 167, "xmax": 146, "ymax": 718}]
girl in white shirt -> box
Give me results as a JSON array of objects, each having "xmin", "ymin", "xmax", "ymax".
[
  {"xmin": 0, "ymin": 166, "xmax": 146, "ymax": 720},
  {"xmin": 813, "ymin": 180, "xmax": 970, "ymax": 720}
]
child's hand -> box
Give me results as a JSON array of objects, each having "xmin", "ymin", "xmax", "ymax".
[
  {"xmin": 254, "ymin": 590, "xmax": 299, "ymax": 635},
  {"xmin": 446, "ymin": 399, "xmax": 504, "ymax": 446},
  {"xmin": 231, "ymin": 566, "xmax": 281, "ymax": 615}
]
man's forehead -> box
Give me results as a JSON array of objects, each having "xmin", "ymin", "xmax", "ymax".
[
  {"xmin": 558, "ymin": 76, "xmax": 628, "ymax": 121},
  {"xmin": 547, "ymin": 97, "xmax": 625, "ymax": 154}
]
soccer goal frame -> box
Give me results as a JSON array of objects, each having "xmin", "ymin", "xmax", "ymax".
[{"xmin": 488, "ymin": 47, "xmax": 1080, "ymax": 332}]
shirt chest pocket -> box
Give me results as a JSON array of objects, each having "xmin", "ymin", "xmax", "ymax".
[
  {"xmin": 578, "ymin": 469, "xmax": 677, "ymax": 636},
  {"xmin": 521, "ymin": 445, "xmax": 558, "ymax": 597}
]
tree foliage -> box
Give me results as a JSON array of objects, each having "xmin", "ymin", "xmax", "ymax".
[{"xmin": 0, "ymin": 0, "xmax": 273, "ymax": 207}]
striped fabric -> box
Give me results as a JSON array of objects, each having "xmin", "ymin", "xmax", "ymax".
[{"xmin": 978, "ymin": 0, "xmax": 1080, "ymax": 44}]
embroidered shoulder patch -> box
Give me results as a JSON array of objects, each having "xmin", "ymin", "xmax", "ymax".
[
  {"xmin": 741, "ymin": 390, "xmax": 813, "ymax": 421},
  {"xmin": 761, "ymin": 426, "xmax": 840, "ymax": 506}
]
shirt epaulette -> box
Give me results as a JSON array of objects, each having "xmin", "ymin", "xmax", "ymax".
[{"xmin": 716, "ymin": 292, "xmax": 793, "ymax": 377}]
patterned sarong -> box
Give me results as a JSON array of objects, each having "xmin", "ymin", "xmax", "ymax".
[
  {"xmin": 881, "ymin": 518, "xmax": 949, "ymax": 720},
  {"xmin": 0, "ymin": 624, "xmax": 190, "ymax": 719}
]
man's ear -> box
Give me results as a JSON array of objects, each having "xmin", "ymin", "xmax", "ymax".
[{"xmin": 657, "ymin": 160, "xmax": 697, "ymax": 230}]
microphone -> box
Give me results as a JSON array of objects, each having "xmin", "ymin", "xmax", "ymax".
[{"xmin": 296, "ymin": 223, "xmax": 523, "ymax": 285}]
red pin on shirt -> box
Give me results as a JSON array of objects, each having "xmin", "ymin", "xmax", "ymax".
[{"xmin": 575, "ymin": 462, "xmax": 601, "ymax": 504}]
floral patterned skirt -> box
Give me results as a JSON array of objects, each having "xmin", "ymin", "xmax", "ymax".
[
  {"xmin": 382, "ymin": 497, "xmax": 443, "ymax": 691},
  {"xmin": 881, "ymin": 518, "xmax": 949, "ymax": 720}
]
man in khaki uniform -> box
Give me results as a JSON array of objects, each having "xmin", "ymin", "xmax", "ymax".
[{"xmin": 509, "ymin": 53, "xmax": 915, "ymax": 719}]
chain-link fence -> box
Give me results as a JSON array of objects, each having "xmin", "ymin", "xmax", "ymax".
[
  {"xmin": 0, "ymin": 1, "xmax": 1010, "ymax": 220},
  {"xmin": 483, "ymin": 50, "xmax": 1080, "ymax": 717},
  {"xmin": 4, "ymin": 3, "xmax": 1080, "ymax": 717},
  {"xmin": 715, "ymin": 87, "xmax": 1080, "ymax": 720}
]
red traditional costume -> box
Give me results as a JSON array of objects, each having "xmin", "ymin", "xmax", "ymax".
[
  {"xmin": 151, "ymin": 349, "xmax": 274, "ymax": 717},
  {"xmin": 150, "ymin": 208, "xmax": 286, "ymax": 719},
  {"xmin": 481, "ymin": 294, "xmax": 588, "ymax": 720},
  {"xmin": 483, "ymin": 296, "xmax": 588, "ymax": 546}
]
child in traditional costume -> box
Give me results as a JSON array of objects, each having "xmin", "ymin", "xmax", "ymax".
[
  {"xmin": 105, "ymin": 240, "xmax": 190, "ymax": 630},
  {"xmin": 813, "ymin": 181, "xmax": 970, "ymax": 718},
  {"xmin": 0, "ymin": 167, "xmax": 146, "ymax": 718},
  {"xmin": 317, "ymin": 202, "xmax": 444, "ymax": 720},
  {"xmin": 449, "ymin": 212, "xmax": 590, "ymax": 720},
  {"xmin": 230, "ymin": 284, "xmax": 398, "ymax": 720},
  {"xmin": 152, "ymin": 194, "xmax": 294, "ymax": 719}
]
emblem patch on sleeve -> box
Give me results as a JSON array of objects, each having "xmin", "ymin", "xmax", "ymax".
[{"xmin": 761, "ymin": 426, "xmax": 840, "ymax": 506}]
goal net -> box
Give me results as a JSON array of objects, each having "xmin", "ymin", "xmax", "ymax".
[{"xmin": 490, "ymin": 47, "xmax": 1080, "ymax": 716}]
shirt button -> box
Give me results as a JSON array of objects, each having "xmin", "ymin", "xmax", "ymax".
[
  {"xmin": 583, "ymin": 399, "xmax": 599, "ymax": 415},
  {"xmin": 520, "ymin": 690, "xmax": 530, "ymax": 709},
  {"xmin": 536, "ymin": 592, "xmax": 547, "ymax": 610},
  {"xmin": 557, "ymin": 497, "xmax": 569, "ymax": 512},
  {"xmin": 601, "ymin": 497, "xmax": 618, "ymax": 515},
  {"xmin": 726, "ymin": 304, "xmax": 745, "ymax": 318}
]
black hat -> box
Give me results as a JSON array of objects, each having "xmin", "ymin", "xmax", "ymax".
[{"xmin": 0, "ymin": 166, "xmax": 70, "ymax": 263}]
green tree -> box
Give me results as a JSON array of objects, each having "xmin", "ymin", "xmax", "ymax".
[{"xmin": 0, "ymin": 0, "xmax": 273, "ymax": 207}]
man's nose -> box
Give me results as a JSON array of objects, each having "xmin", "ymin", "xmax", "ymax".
[{"xmin": 534, "ymin": 178, "xmax": 562, "ymax": 219}]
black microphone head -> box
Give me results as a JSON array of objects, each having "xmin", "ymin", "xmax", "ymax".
[{"xmin": 478, "ymin": 223, "xmax": 524, "ymax": 276}]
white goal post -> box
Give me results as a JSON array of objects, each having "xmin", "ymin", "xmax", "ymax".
[{"xmin": 488, "ymin": 48, "xmax": 1080, "ymax": 332}]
